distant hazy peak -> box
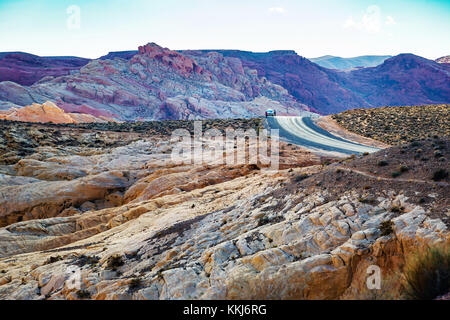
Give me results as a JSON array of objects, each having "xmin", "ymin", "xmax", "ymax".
[{"xmin": 309, "ymin": 55, "xmax": 392, "ymax": 70}]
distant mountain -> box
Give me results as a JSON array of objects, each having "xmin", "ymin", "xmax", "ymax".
[
  {"xmin": 0, "ymin": 52, "xmax": 90, "ymax": 86},
  {"xmin": 0, "ymin": 43, "xmax": 309, "ymax": 120},
  {"xmin": 436, "ymin": 55, "xmax": 450, "ymax": 64},
  {"xmin": 0, "ymin": 45, "xmax": 448, "ymax": 119},
  {"xmin": 193, "ymin": 50, "xmax": 450, "ymax": 114},
  {"xmin": 344, "ymin": 54, "xmax": 450, "ymax": 106},
  {"xmin": 189, "ymin": 49, "xmax": 367, "ymax": 114},
  {"xmin": 309, "ymin": 55, "xmax": 392, "ymax": 70}
]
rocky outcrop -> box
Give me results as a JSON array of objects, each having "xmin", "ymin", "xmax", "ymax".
[
  {"xmin": 0, "ymin": 101, "xmax": 111, "ymax": 123},
  {"xmin": 199, "ymin": 50, "xmax": 450, "ymax": 114},
  {"xmin": 0, "ymin": 169, "xmax": 447, "ymax": 299},
  {"xmin": 0, "ymin": 43, "xmax": 309, "ymax": 121},
  {"xmin": 0, "ymin": 119, "xmax": 448, "ymax": 299}
]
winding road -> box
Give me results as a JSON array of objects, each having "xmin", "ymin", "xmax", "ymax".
[{"xmin": 266, "ymin": 116, "xmax": 380, "ymax": 155}]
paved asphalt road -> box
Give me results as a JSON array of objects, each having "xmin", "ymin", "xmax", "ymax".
[{"xmin": 266, "ymin": 116, "xmax": 380, "ymax": 155}]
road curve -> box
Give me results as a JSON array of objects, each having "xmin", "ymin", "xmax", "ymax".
[{"xmin": 266, "ymin": 116, "xmax": 380, "ymax": 155}]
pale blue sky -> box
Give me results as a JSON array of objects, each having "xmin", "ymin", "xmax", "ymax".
[{"xmin": 0, "ymin": 0, "xmax": 449, "ymax": 59}]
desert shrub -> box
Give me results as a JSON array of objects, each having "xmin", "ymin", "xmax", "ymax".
[
  {"xmin": 106, "ymin": 255, "xmax": 124, "ymax": 271},
  {"xmin": 390, "ymin": 206, "xmax": 404, "ymax": 213},
  {"xmin": 434, "ymin": 150, "xmax": 443, "ymax": 158},
  {"xmin": 257, "ymin": 216, "xmax": 271, "ymax": 227},
  {"xmin": 45, "ymin": 256, "xmax": 63, "ymax": 265},
  {"xmin": 432, "ymin": 169, "xmax": 448, "ymax": 181},
  {"xmin": 76, "ymin": 290, "xmax": 91, "ymax": 299},
  {"xmin": 391, "ymin": 171, "xmax": 401, "ymax": 178},
  {"xmin": 294, "ymin": 174, "xmax": 309, "ymax": 183},
  {"xmin": 403, "ymin": 246, "xmax": 450, "ymax": 300},
  {"xmin": 377, "ymin": 160, "xmax": 388, "ymax": 167},
  {"xmin": 399, "ymin": 165, "xmax": 409, "ymax": 173},
  {"xmin": 74, "ymin": 255, "xmax": 100, "ymax": 267},
  {"xmin": 128, "ymin": 277, "xmax": 143, "ymax": 292},
  {"xmin": 379, "ymin": 220, "xmax": 394, "ymax": 236},
  {"xmin": 358, "ymin": 197, "xmax": 378, "ymax": 205}
]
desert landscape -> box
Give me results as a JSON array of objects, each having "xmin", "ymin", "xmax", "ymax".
[
  {"xmin": 0, "ymin": 103, "xmax": 448, "ymax": 300},
  {"xmin": 0, "ymin": 0, "xmax": 448, "ymax": 305}
]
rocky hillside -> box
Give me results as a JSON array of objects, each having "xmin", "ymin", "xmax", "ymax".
[
  {"xmin": 345, "ymin": 55, "xmax": 450, "ymax": 107},
  {"xmin": 0, "ymin": 43, "xmax": 309, "ymax": 121},
  {"xmin": 193, "ymin": 50, "xmax": 450, "ymax": 114},
  {"xmin": 0, "ymin": 52, "xmax": 89, "ymax": 86},
  {"xmin": 0, "ymin": 118, "xmax": 448, "ymax": 300},
  {"xmin": 194, "ymin": 49, "xmax": 367, "ymax": 114},
  {"xmin": 332, "ymin": 104, "xmax": 450, "ymax": 145},
  {"xmin": 309, "ymin": 55, "xmax": 391, "ymax": 70},
  {"xmin": 1, "ymin": 45, "xmax": 449, "ymax": 118}
]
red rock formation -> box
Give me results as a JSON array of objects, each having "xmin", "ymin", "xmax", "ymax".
[
  {"xmin": 0, "ymin": 101, "xmax": 111, "ymax": 123},
  {"xmin": 136, "ymin": 43, "xmax": 205, "ymax": 77}
]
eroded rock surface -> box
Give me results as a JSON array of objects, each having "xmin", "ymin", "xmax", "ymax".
[{"xmin": 0, "ymin": 119, "xmax": 448, "ymax": 300}]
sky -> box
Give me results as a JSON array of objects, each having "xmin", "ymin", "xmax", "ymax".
[{"xmin": 0, "ymin": 0, "xmax": 449, "ymax": 60}]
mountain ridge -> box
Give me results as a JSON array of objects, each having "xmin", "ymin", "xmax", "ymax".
[
  {"xmin": 309, "ymin": 55, "xmax": 392, "ymax": 70},
  {"xmin": 0, "ymin": 44, "xmax": 448, "ymax": 119}
]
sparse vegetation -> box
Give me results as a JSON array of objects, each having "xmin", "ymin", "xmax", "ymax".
[
  {"xmin": 379, "ymin": 220, "xmax": 394, "ymax": 236},
  {"xmin": 390, "ymin": 206, "xmax": 404, "ymax": 213},
  {"xmin": 74, "ymin": 255, "xmax": 100, "ymax": 267},
  {"xmin": 358, "ymin": 197, "xmax": 378, "ymax": 205},
  {"xmin": 377, "ymin": 160, "xmax": 388, "ymax": 167},
  {"xmin": 257, "ymin": 216, "xmax": 271, "ymax": 227},
  {"xmin": 76, "ymin": 290, "xmax": 91, "ymax": 299},
  {"xmin": 128, "ymin": 277, "xmax": 143, "ymax": 292},
  {"xmin": 332, "ymin": 105, "xmax": 449, "ymax": 145},
  {"xmin": 294, "ymin": 173, "xmax": 309, "ymax": 183},
  {"xmin": 44, "ymin": 256, "xmax": 63, "ymax": 265},
  {"xmin": 391, "ymin": 171, "xmax": 401, "ymax": 178},
  {"xmin": 403, "ymin": 246, "xmax": 450, "ymax": 300},
  {"xmin": 432, "ymin": 169, "xmax": 448, "ymax": 181},
  {"xmin": 106, "ymin": 255, "xmax": 124, "ymax": 271}
]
